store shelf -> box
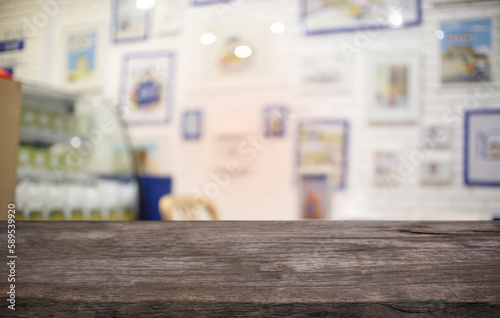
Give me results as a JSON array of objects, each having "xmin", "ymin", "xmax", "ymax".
[
  {"xmin": 22, "ymin": 83, "xmax": 76, "ymax": 114},
  {"xmin": 19, "ymin": 127, "xmax": 75, "ymax": 147},
  {"xmin": 18, "ymin": 168, "xmax": 97, "ymax": 184}
]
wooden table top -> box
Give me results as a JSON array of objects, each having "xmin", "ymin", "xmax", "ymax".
[{"xmin": 5, "ymin": 221, "xmax": 500, "ymax": 317}]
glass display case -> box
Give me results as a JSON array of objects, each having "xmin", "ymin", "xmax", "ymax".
[{"xmin": 16, "ymin": 83, "xmax": 139, "ymax": 220}]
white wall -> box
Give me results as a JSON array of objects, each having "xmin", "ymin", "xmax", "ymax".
[{"xmin": 1, "ymin": 0, "xmax": 499, "ymax": 220}]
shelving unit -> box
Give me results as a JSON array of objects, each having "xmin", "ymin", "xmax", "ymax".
[{"xmin": 16, "ymin": 83, "xmax": 139, "ymax": 220}]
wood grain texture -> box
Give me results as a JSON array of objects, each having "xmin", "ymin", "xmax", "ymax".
[{"xmin": 2, "ymin": 221, "xmax": 500, "ymax": 317}]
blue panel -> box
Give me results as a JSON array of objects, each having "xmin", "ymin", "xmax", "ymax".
[
  {"xmin": 0, "ymin": 39, "xmax": 24, "ymax": 52},
  {"xmin": 3, "ymin": 68, "xmax": 13, "ymax": 76},
  {"xmin": 139, "ymin": 176, "xmax": 172, "ymax": 220}
]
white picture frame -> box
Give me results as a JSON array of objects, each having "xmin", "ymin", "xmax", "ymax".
[
  {"xmin": 298, "ymin": 53, "xmax": 351, "ymax": 95},
  {"xmin": 112, "ymin": 0, "xmax": 150, "ymax": 43},
  {"xmin": 189, "ymin": 20, "xmax": 273, "ymax": 91},
  {"xmin": 153, "ymin": 0, "xmax": 185, "ymax": 36},
  {"xmin": 420, "ymin": 159, "xmax": 452, "ymax": 185},
  {"xmin": 62, "ymin": 24, "xmax": 104, "ymax": 91},
  {"xmin": 373, "ymin": 149, "xmax": 400, "ymax": 187},
  {"xmin": 421, "ymin": 123, "xmax": 451, "ymax": 148},
  {"xmin": 367, "ymin": 51, "xmax": 420, "ymax": 123},
  {"xmin": 119, "ymin": 51, "xmax": 176, "ymax": 125}
]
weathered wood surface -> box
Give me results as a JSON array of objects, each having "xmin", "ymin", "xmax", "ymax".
[{"xmin": 3, "ymin": 221, "xmax": 500, "ymax": 317}]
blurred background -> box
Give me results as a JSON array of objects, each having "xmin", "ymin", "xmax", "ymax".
[{"xmin": 0, "ymin": 0, "xmax": 499, "ymax": 221}]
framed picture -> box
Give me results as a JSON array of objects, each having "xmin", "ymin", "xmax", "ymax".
[
  {"xmin": 420, "ymin": 159, "xmax": 451, "ymax": 185},
  {"xmin": 301, "ymin": 0, "xmax": 422, "ymax": 35},
  {"xmin": 464, "ymin": 109, "xmax": 500, "ymax": 186},
  {"xmin": 421, "ymin": 123, "xmax": 451, "ymax": 148},
  {"xmin": 299, "ymin": 53, "xmax": 350, "ymax": 94},
  {"xmin": 154, "ymin": 0, "xmax": 184, "ymax": 36},
  {"xmin": 112, "ymin": 0, "xmax": 150, "ymax": 43},
  {"xmin": 373, "ymin": 150, "xmax": 399, "ymax": 187},
  {"xmin": 120, "ymin": 51, "xmax": 176, "ymax": 125},
  {"xmin": 297, "ymin": 120, "xmax": 349, "ymax": 189},
  {"xmin": 63, "ymin": 24, "xmax": 102, "ymax": 89},
  {"xmin": 191, "ymin": 20, "xmax": 272, "ymax": 89},
  {"xmin": 264, "ymin": 106, "xmax": 287, "ymax": 138},
  {"xmin": 367, "ymin": 51, "xmax": 420, "ymax": 123},
  {"xmin": 440, "ymin": 18, "xmax": 493, "ymax": 84},
  {"xmin": 300, "ymin": 173, "xmax": 331, "ymax": 220},
  {"xmin": 183, "ymin": 110, "xmax": 202, "ymax": 140},
  {"xmin": 192, "ymin": 0, "xmax": 233, "ymax": 5}
]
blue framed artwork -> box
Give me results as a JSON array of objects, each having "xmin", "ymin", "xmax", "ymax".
[
  {"xmin": 300, "ymin": 0, "xmax": 422, "ymax": 35},
  {"xmin": 120, "ymin": 51, "xmax": 176, "ymax": 125},
  {"xmin": 192, "ymin": 0, "xmax": 233, "ymax": 5},
  {"xmin": 297, "ymin": 119, "xmax": 349, "ymax": 189},
  {"xmin": 183, "ymin": 110, "xmax": 202, "ymax": 140},
  {"xmin": 112, "ymin": 0, "xmax": 150, "ymax": 43},
  {"xmin": 264, "ymin": 106, "xmax": 288, "ymax": 138},
  {"xmin": 464, "ymin": 109, "xmax": 500, "ymax": 186},
  {"xmin": 440, "ymin": 18, "xmax": 492, "ymax": 84}
]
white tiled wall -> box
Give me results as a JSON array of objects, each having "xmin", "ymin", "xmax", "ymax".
[{"xmin": 1, "ymin": 0, "xmax": 499, "ymax": 220}]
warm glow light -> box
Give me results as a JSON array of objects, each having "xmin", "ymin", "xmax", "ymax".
[
  {"xmin": 435, "ymin": 29, "xmax": 444, "ymax": 40},
  {"xmin": 270, "ymin": 22, "xmax": 285, "ymax": 34},
  {"xmin": 136, "ymin": 0, "xmax": 155, "ymax": 9},
  {"xmin": 234, "ymin": 45, "xmax": 252, "ymax": 58},
  {"xmin": 389, "ymin": 13, "xmax": 403, "ymax": 26},
  {"xmin": 200, "ymin": 33, "xmax": 216, "ymax": 45}
]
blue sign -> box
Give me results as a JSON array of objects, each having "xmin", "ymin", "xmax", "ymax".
[{"xmin": 0, "ymin": 39, "xmax": 24, "ymax": 52}]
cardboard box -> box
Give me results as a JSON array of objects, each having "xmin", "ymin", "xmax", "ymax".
[{"xmin": 0, "ymin": 78, "xmax": 22, "ymax": 220}]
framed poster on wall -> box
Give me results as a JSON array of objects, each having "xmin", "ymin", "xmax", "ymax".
[
  {"xmin": 183, "ymin": 110, "xmax": 202, "ymax": 140},
  {"xmin": 420, "ymin": 159, "xmax": 451, "ymax": 185},
  {"xmin": 299, "ymin": 53, "xmax": 351, "ymax": 94},
  {"xmin": 190, "ymin": 20, "xmax": 273, "ymax": 90},
  {"xmin": 421, "ymin": 123, "xmax": 451, "ymax": 148},
  {"xmin": 297, "ymin": 120, "xmax": 349, "ymax": 189},
  {"xmin": 373, "ymin": 149, "xmax": 400, "ymax": 187},
  {"xmin": 154, "ymin": 0, "xmax": 184, "ymax": 36},
  {"xmin": 63, "ymin": 24, "xmax": 102, "ymax": 89},
  {"xmin": 300, "ymin": 173, "xmax": 331, "ymax": 220},
  {"xmin": 367, "ymin": 51, "xmax": 420, "ymax": 123},
  {"xmin": 112, "ymin": 0, "xmax": 150, "ymax": 43},
  {"xmin": 264, "ymin": 106, "xmax": 288, "ymax": 138},
  {"xmin": 464, "ymin": 109, "xmax": 500, "ymax": 186},
  {"xmin": 300, "ymin": 0, "xmax": 422, "ymax": 35},
  {"xmin": 440, "ymin": 18, "xmax": 493, "ymax": 84},
  {"xmin": 120, "ymin": 51, "xmax": 176, "ymax": 125}
]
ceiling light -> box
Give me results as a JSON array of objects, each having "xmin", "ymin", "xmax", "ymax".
[
  {"xmin": 136, "ymin": 0, "xmax": 155, "ymax": 10},
  {"xmin": 234, "ymin": 45, "xmax": 252, "ymax": 58},
  {"xmin": 200, "ymin": 33, "xmax": 216, "ymax": 45}
]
